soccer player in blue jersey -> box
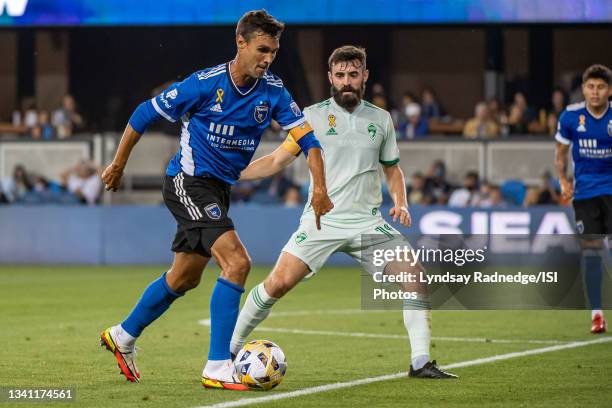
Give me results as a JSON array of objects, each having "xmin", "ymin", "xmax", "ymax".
[
  {"xmin": 99, "ymin": 10, "xmax": 333, "ymax": 389},
  {"xmin": 555, "ymin": 64, "xmax": 612, "ymax": 334}
]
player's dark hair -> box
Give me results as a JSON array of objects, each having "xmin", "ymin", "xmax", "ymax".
[
  {"xmin": 582, "ymin": 64, "xmax": 612, "ymax": 86},
  {"xmin": 236, "ymin": 10, "xmax": 284, "ymax": 41},
  {"xmin": 328, "ymin": 45, "xmax": 367, "ymax": 71}
]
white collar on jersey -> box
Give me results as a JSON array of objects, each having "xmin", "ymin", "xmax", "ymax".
[
  {"xmin": 585, "ymin": 102, "xmax": 610, "ymax": 120},
  {"xmin": 227, "ymin": 60, "xmax": 260, "ymax": 96}
]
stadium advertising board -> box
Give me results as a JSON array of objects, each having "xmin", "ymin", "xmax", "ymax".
[{"xmin": 0, "ymin": 205, "xmax": 576, "ymax": 264}]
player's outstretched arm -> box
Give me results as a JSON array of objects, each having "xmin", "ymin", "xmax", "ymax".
[
  {"xmin": 102, "ymin": 90, "xmax": 172, "ymax": 191},
  {"xmin": 383, "ymin": 164, "xmax": 411, "ymax": 227},
  {"xmin": 286, "ymin": 122, "xmax": 333, "ymax": 229},
  {"xmin": 306, "ymin": 147, "xmax": 333, "ymax": 230},
  {"xmin": 240, "ymin": 146, "xmax": 298, "ymax": 181},
  {"xmin": 101, "ymin": 124, "xmax": 142, "ymax": 191},
  {"xmin": 554, "ymin": 142, "xmax": 573, "ymax": 200}
]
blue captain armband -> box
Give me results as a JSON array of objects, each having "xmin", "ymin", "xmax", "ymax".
[
  {"xmin": 295, "ymin": 131, "xmax": 322, "ymax": 157},
  {"xmin": 128, "ymin": 99, "xmax": 162, "ymax": 134}
]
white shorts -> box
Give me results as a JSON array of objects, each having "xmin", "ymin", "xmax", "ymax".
[{"xmin": 282, "ymin": 217, "xmax": 413, "ymax": 279}]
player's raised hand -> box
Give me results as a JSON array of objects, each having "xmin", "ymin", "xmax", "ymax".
[
  {"xmin": 560, "ymin": 179, "xmax": 573, "ymax": 200},
  {"xmin": 389, "ymin": 205, "xmax": 411, "ymax": 227},
  {"xmin": 311, "ymin": 188, "xmax": 333, "ymax": 230},
  {"xmin": 101, "ymin": 162, "xmax": 124, "ymax": 192}
]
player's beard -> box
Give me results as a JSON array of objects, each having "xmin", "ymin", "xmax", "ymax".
[{"xmin": 331, "ymin": 82, "xmax": 364, "ymax": 110}]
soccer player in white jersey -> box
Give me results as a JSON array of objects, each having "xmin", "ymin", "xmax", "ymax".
[{"xmin": 231, "ymin": 46, "xmax": 456, "ymax": 379}]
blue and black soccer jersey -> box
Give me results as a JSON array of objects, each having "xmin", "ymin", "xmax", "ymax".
[
  {"xmin": 555, "ymin": 101, "xmax": 612, "ymax": 200},
  {"xmin": 141, "ymin": 61, "xmax": 306, "ymax": 184}
]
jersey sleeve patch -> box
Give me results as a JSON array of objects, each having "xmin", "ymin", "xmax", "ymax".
[{"xmin": 272, "ymin": 86, "xmax": 306, "ymax": 130}]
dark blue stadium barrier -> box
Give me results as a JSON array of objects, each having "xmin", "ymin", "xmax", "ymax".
[{"xmin": 0, "ymin": 205, "xmax": 574, "ymax": 265}]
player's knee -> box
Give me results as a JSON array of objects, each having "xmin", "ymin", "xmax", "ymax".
[
  {"xmin": 177, "ymin": 276, "xmax": 201, "ymax": 292},
  {"xmin": 265, "ymin": 273, "xmax": 293, "ymax": 298},
  {"xmin": 223, "ymin": 255, "xmax": 252, "ymax": 283},
  {"xmin": 166, "ymin": 270, "xmax": 202, "ymax": 293}
]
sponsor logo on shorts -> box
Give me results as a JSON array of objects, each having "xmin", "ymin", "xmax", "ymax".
[
  {"xmin": 204, "ymin": 203, "xmax": 222, "ymax": 220},
  {"xmin": 576, "ymin": 220, "xmax": 584, "ymax": 234},
  {"xmin": 295, "ymin": 231, "xmax": 308, "ymax": 245}
]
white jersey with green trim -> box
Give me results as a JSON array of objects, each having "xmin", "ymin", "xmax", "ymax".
[{"xmin": 301, "ymin": 97, "xmax": 400, "ymax": 226}]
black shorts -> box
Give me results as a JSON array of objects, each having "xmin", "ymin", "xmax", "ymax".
[
  {"xmin": 162, "ymin": 172, "xmax": 234, "ymax": 257},
  {"xmin": 572, "ymin": 195, "xmax": 612, "ymax": 235}
]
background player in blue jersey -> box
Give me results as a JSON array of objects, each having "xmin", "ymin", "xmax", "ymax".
[
  {"xmin": 555, "ymin": 64, "xmax": 612, "ymax": 334},
  {"xmin": 99, "ymin": 10, "xmax": 333, "ymax": 389}
]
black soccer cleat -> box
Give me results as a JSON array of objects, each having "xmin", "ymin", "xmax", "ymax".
[{"xmin": 409, "ymin": 360, "xmax": 458, "ymax": 379}]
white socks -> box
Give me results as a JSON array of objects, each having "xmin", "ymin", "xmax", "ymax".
[
  {"xmin": 203, "ymin": 359, "xmax": 236, "ymax": 381},
  {"xmin": 112, "ymin": 324, "xmax": 137, "ymax": 350},
  {"xmin": 230, "ymin": 283, "xmax": 278, "ymax": 355},
  {"xmin": 230, "ymin": 282, "xmax": 431, "ymax": 370},
  {"xmin": 403, "ymin": 298, "xmax": 432, "ymax": 370}
]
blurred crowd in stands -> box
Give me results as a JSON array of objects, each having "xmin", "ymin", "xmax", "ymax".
[
  {"xmin": 1, "ymin": 70, "xmax": 591, "ymax": 141},
  {"xmin": 257, "ymin": 78, "xmax": 581, "ymax": 141},
  {"xmin": 386, "ymin": 86, "xmax": 569, "ymax": 140},
  {"xmin": 0, "ymin": 160, "xmax": 102, "ymax": 205},
  {"xmin": 0, "ymin": 157, "xmax": 568, "ymax": 208},
  {"xmin": 2, "ymin": 94, "xmax": 84, "ymax": 139},
  {"xmin": 405, "ymin": 160, "xmax": 568, "ymax": 208},
  {"xmin": 0, "ymin": 73, "xmax": 588, "ymax": 207}
]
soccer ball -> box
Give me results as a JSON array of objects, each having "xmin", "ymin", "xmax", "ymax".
[{"xmin": 234, "ymin": 340, "xmax": 287, "ymax": 390}]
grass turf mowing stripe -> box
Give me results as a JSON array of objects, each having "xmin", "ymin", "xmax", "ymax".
[
  {"xmin": 194, "ymin": 337, "xmax": 612, "ymax": 408},
  {"xmin": 198, "ymin": 319, "xmax": 568, "ymax": 345}
]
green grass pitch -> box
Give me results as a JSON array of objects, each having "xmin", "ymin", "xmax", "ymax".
[{"xmin": 0, "ymin": 265, "xmax": 610, "ymax": 408}]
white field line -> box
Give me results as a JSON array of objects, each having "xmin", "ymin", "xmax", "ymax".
[
  {"xmin": 197, "ymin": 319, "xmax": 566, "ymax": 345},
  {"xmin": 194, "ymin": 337, "xmax": 612, "ymax": 408},
  {"xmin": 268, "ymin": 309, "xmax": 389, "ymax": 317},
  {"xmin": 268, "ymin": 309, "xmax": 497, "ymax": 316}
]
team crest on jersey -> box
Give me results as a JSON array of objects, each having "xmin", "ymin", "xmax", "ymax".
[
  {"xmin": 608, "ymin": 120, "xmax": 612, "ymax": 137},
  {"xmin": 290, "ymin": 101, "xmax": 301, "ymax": 117},
  {"xmin": 367, "ymin": 123, "xmax": 377, "ymax": 140},
  {"xmin": 254, "ymin": 104, "xmax": 269, "ymax": 124},
  {"xmin": 204, "ymin": 203, "xmax": 222, "ymax": 220},
  {"xmin": 577, "ymin": 115, "xmax": 586, "ymax": 132}
]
